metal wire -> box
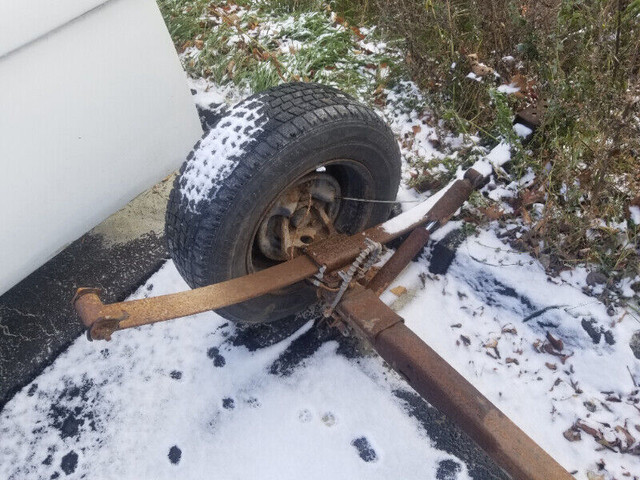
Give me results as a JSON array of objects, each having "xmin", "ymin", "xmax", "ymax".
[{"xmin": 337, "ymin": 196, "xmax": 422, "ymax": 204}]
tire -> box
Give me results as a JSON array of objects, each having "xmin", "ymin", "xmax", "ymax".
[{"xmin": 166, "ymin": 82, "xmax": 401, "ymax": 324}]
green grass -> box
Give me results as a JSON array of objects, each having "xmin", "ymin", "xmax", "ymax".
[
  {"xmin": 157, "ymin": 0, "xmax": 405, "ymax": 99},
  {"xmin": 157, "ymin": 0, "xmax": 640, "ymax": 282}
]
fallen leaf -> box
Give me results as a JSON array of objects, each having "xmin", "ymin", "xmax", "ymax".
[
  {"xmin": 563, "ymin": 427, "xmax": 581, "ymax": 442},
  {"xmin": 576, "ymin": 420, "xmax": 603, "ymax": 440},
  {"xmin": 350, "ymin": 26, "xmax": 365, "ymax": 40},
  {"xmin": 412, "ymin": 125, "xmax": 421, "ymax": 135},
  {"xmin": 390, "ymin": 286, "xmax": 407, "ymax": 297},
  {"xmin": 226, "ymin": 59, "xmax": 236, "ymax": 76},
  {"xmin": 615, "ymin": 425, "xmax": 636, "ymax": 448},
  {"xmin": 460, "ymin": 335, "xmax": 471, "ymax": 346},
  {"xmin": 501, "ymin": 324, "xmax": 517, "ymax": 335},
  {"xmin": 546, "ymin": 332, "xmax": 564, "ymax": 351},
  {"xmin": 506, "ymin": 357, "xmax": 519, "ymax": 365},
  {"xmin": 483, "ymin": 338, "xmax": 499, "ymax": 349},
  {"xmin": 479, "ymin": 204, "xmax": 504, "ymax": 220},
  {"xmin": 545, "ymin": 362, "xmax": 557, "ymax": 370}
]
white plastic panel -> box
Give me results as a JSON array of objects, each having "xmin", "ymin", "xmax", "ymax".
[
  {"xmin": 0, "ymin": 0, "xmax": 110, "ymax": 57},
  {"xmin": 0, "ymin": 0, "xmax": 203, "ymax": 294}
]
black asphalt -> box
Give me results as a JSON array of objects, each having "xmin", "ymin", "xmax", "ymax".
[{"xmin": 0, "ymin": 231, "xmax": 167, "ymax": 408}]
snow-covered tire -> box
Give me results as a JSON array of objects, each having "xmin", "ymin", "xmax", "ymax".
[{"xmin": 166, "ymin": 82, "xmax": 401, "ymax": 323}]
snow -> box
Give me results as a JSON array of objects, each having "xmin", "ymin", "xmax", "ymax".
[
  {"xmin": 513, "ymin": 122, "xmax": 533, "ymax": 138},
  {"xmin": 485, "ymin": 142, "xmax": 511, "ymax": 167},
  {"xmin": 466, "ymin": 72, "xmax": 482, "ymax": 82},
  {"xmin": 3, "ymin": 227, "xmax": 638, "ymax": 479},
  {"xmin": 630, "ymin": 205, "xmax": 640, "ymax": 225},
  {"xmin": 385, "ymin": 230, "xmax": 640, "ymax": 479},
  {"xmin": 497, "ymin": 83, "xmax": 520, "ymax": 94},
  {"xmin": 3, "ymin": 5, "xmax": 640, "ymax": 479},
  {"xmin": 0, "ymin": 263, "xmax": 472, "ymax": 480},
  {"xmin": 179, "ymin": 94, "xmax": 266, "ymax": 210},
  {"xmin": 381, "ymin": 180, "xmax": 454, "ymax": 234}
]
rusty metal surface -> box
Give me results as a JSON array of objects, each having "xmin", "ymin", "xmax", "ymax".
[
  {"xmin": 74, "ymin": 255, "xmax": 320, "ymax": 340},
  {"xmin": 74, "ymin": 170, "xmax": 479, "ymax": 340},
  {"xmin": 256, "ymin": 173, "xmax": 340, "ymax": 261},
  {"xmin": 336, "ymin": 287, "xmax": 574, "ymax": 480},
  {"xmin": 515, "ymin": 100, "xmax": 548, "ymax": 130},
  {"xmin": 425, "ymin": 178, "xmax": 475, "ymax": 224},
  {"xmin": 367, "ymin": 227, "xmax": 431, "ymax": 296}
]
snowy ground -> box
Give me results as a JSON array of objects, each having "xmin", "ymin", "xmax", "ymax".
[
  {"xmin": 2, "ymin": 4, "xmax": 640, "ymax": 479},
  {"xmin": 2, "ymin": 221, "xmax": 639, "ymax": 479}
]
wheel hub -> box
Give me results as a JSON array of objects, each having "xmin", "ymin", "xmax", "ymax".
[{"xmin": 256, "ymin": 173, "xmax": 341, "ymax": 261}]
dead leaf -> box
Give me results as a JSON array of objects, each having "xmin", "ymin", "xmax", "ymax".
[
  {"xmin": 506, "ymin": 357, "xmax": 519, "ymax": 365},
  {"xmin": 226, "ymin": 59, "xmax": 236, "ymax": 76},
  {"xmin": 479, "ymin": 204, "xmax": 504, "ymax": 221},
  {"xmin": 412, "ymin": 125, "xmax": 421, "ymax": 135},
  {"xmin": 195, "ymin": 39, "xmax": 204, "ymax": 50},
  {"xmin": 483, "ymin": 338, "xmax": 499, "ymax": 349},
  {"xmin": 546, "ymin": 332, "xmax": 564, "ymax": 351},
  {"xmin": 460, "ymin": 335, "xmax": 471, "ymax": 346},
  {"xmin": 545, "ymin": 362, "xmax": 557, "ymax": 370},
  {"xmin": 532, "ymin": 339, "xmax": 542, "ymax": 352},
  {"xmin": 563, "ymin": 427, "xmax": 582, "ymax": 442},
  {"xmin": 470, "ymin": 64, "xmax": 493, "ymax": 77},
  {"xmin": 576, "ymin": 420, "xmax": 603, "ymax": 440},
  {"xmin": 615, "ymin": 425, "xmax": 636, "ymax": 447},
  {"xmin": 501, "ymin": 324, "xmax": 517, "ymax": 335},
  {"xmin": 390, "ymin": 286, "xmax": 407, "ymax": 297},
  {"xmin": 350, "ymin": 26, "xmax": 365, "ymax": 40}
]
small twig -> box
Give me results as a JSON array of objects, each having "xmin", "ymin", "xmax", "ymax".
[
  {"xmin": 337, "ymin": 196, "xmax": 422, "ymax": 204},
  {"xmin": 627, "ymin": 365, "xmax": 638, "ymax": 388},
  {"xmin": 522, "ymin": 305, "xmax": 568, "ymax": 323}
]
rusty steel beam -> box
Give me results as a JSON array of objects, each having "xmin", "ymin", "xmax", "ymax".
[
  {"xmin": 73, "ymin": 255, "xmax": 319, "ymax": 341},
  {"xmin": 337, "ymin": 287, "xmax": 573, "ymax": 480},
  {"xmin": 366, "ymin": 227, "xmax": 431, "ymax": 296},
  {"xmin": 74, "ymin": 169, "xmax": 482, "ymax": 340}
]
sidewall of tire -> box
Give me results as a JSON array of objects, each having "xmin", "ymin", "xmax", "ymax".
[{"xmin": 208, "ymin": 120, "xmax": 399, "ymax": 323}]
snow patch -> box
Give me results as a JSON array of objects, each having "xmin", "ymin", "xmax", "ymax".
[
  {"xmin": 513, "ymin": 123, "xmax": 533, "ymax": 138},
  {"xmin": 497, "ymin": 83, "xmax": 520, "ymax": 94},
  {"xmin": 179, "ymin": 95, "xmax": 267, "ymax": 210},
  {"xmin": 629, "ymin": 205, "xmax": 640, "ymax": 225}
]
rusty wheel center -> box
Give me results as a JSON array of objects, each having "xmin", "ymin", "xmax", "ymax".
[{"xmin": 256, "ymin": 173, "xmax": 341, "ymax": 261}]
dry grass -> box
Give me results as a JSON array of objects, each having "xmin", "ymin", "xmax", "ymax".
[{"xmin": 332, "ymin": 0, "xmax": 640, "ymax": 278}]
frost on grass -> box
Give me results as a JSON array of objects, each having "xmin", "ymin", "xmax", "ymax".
[{"xmin": 178, "ymin": 95, "xmax": 266, "ymax": 211}]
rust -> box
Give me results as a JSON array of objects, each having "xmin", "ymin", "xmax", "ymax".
[
  {"xmin": 367, "ymin": 227, "xmax": 431, "ymax": 296},
  {"xmin": 75, "ymin": 255, "xmax": 319, "ymax": 340},
  {"xmin": 337, "ymin": 287, "xmax": 573, "ymax": 480},
  {"xmin": 424, "ymin": 178, "xmax": 475, "ymax": 223},
  {"xmin": 74, "ymin": 168, "xmax": 479, "ymax": 340},
  {"xmin": 71, "ymin": 161, "xmax": 572, "ymax": 479},
  {"xmin": 515, "ymin": 99, "xmax": 548, "ymax": 130}
]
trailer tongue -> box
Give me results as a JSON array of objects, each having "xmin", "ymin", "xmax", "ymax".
[{"xmin": 73, "ymin": 166, "xmax": 573, "ymax": 480}]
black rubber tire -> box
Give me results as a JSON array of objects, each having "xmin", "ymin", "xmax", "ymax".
[{"xmin": 166, "ymin": 82, "xmax": 401, "ymax": 324}]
